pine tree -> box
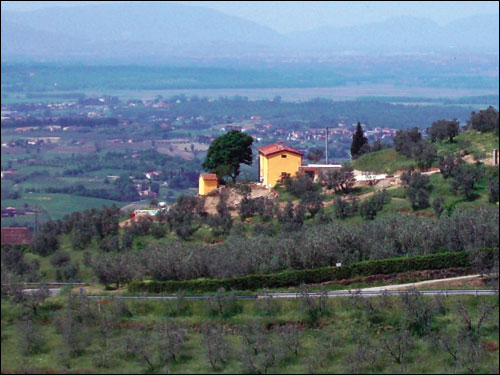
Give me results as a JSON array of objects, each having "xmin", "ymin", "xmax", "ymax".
[{"xmin": 351, "ymin": 122, "xmax": 368, "ymax": 159}]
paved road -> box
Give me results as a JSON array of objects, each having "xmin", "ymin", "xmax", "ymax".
[
  {"xmin": 21, "ymin": 289, "xmax": 496, "ymax": 299},
  {"xmin": 22, "ymin": 288, "xmax": 62, "ymax": 296},
  {"xmin": 18, "ymin": 274, "xmax": 498, "ymax": 299}
]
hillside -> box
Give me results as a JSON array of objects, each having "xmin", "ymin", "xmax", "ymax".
[
  {"xmin": 2, "ymin": 130, "xmax": 499, "ymax": 375},
  {"xmin": 352, "ymin": 130, "xmax": 500, "ymax": 173}
]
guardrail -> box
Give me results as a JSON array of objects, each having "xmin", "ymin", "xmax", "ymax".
[
  {"xmin": 78, "ymin": 289, "xmax": 497, "ymax": 300},
  {"xmin": 2, "ymin": 282, "xmax": 87, "ymax": 286}
]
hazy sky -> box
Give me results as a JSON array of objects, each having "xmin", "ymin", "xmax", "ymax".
[{"xmin": 1, "ymin": 1, "xmax": 498, "ymax": 33}]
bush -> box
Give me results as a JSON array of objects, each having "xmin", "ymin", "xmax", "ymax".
[
  {"xmin": 99, "ymin": 235, "xmax": 121, "ymax": 252},
  {"xmin": 432, "ymin": 197, "xmax": 445, "ymax": 217},
  {"xmin": 151, "ymin": 223, "xmax": 167, "ymax": 239},
  {"xmin": 360, "ymin": 190, "xmax": 389, "ymax": 219},
  {"xmin": 333, "ymin": 197, "xmax": 355, "ymax": 219},
  {"xmin": 56, "ymin": 262, "xmax": 81, "ymax": 282},
  {"xmin": 128, "ymin": 251, "xmax": 474, "ymax": 293},
  {"xmin": 31, "ymin": 231, "xmax": 59, "ymax": 256},
  {"xmin": 205, "ymin": 289, "xmax": 242, "ymax": 318},
  {"xmin": 284, "ymin": 174, "xmax": 320, "ymax": 198},
  {"xmin": 488, "ymin": 178, "xmax": 499, "ymax": 203},
  {"xmin": 50, "ymin": 251, "xmax": 71, "ymax": 267}
]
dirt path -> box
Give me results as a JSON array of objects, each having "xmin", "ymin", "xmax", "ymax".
[{"xmin": 358, "ymin": 274, "xmax": 484, "ymax": 291}]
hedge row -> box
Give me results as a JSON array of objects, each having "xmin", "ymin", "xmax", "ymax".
[{"xmin": 128, "ymin": 251, "xmax": 474, "ymax": 293}]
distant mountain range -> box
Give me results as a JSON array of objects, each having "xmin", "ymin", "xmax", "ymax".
[{"xmin": 1, "ymin": 2, "xmax": 499, "ymax": 63}]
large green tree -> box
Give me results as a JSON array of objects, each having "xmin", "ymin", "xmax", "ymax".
[
  {"xmin": 468, "ymin": 106, "xmax": 499, "ymax": 133},
  {"xmin": 429, "ymin": 119, "xmax": 460, "ymax": 143},
  {"xmin": 202, "ymin": 130, "xmax": 253, "ymax": 183},
  {"xmin": 350, "ymin": 122, "xmax": 368, "ymax": 159}
]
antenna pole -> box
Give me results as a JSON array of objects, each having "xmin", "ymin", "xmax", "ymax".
[
  {"xmin": 34, "ymin": 205, "xmax": 39, "ymax": 234},
  {"xmin": 325, "ymin": 127, "xmax": 329, "ymax": 164}
]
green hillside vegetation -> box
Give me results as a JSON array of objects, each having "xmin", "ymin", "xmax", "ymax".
[
  {"xmin": 351, "ymin": 148, "xmax": 416, "ymax": 173},
  {"xmin": 1, "ymin": 293, "xmax": 498, "ymax": 374},
  {"xmin": 436, "ymin": 129, "xmax": 499, "ymax": 157}
]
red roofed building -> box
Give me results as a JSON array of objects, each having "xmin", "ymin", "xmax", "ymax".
[
  {"xmin": 258, "ymin": 143, "xmax": 303, "ymax": 158},
  {"xmin": 199, "ymin": 173, "xmax": 219, "ymax": 195},
  {"xmin": 1, "ymin": 227, "xmax": 32, "ymax": 245},
  {"xmin": 258, "ymin": 142, "xmax": 303, "ymax": 187}
]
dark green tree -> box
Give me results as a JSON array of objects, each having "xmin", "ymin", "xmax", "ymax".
[
  {"xmin": 393, "ymin": 128, "xmax": 422, "ymax": 157},
  {"xmin": 488, "ymin": 177, "xmax": 499, "ymax": 203},
  {"xmin": 432, "ymin": 196, "xmax": 445, "ymax": 217},
  {"xmin": 351, "ymin": 122, "xmax": 368, "ymax": 159},
  {"xmin": 401, "ymin": 171, "xmax": 431, "ymax": 210},
  {"xmin": 429, "ymin": 119, "xmax": 460, "ymax": 143},
  {"xmin": 439, "ymin": 154, "xmax": 463, "ymax": 179},
  {"xmin": 467, "ymin": 106, "xmax": 499, "ymax": 133},
  {"xmin": 450, "ymin": 165, "xmax": 483, "ymax": 199},
  {"xmin": 202, "ymin": 130, "xmax": 253, "ymax": 183},
  {"xmin": 412, "ymin": 141, "xmax": 437, "ymax": 169},
  {"xmin": 306, "ymin": 149, "xmax": 324, "ymax": 162}
]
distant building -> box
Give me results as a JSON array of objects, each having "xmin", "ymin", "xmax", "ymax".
[
  {"xmin": 1, "ymin": 207, "xmax": 18, "ymax": 218},
  {"xmin": 199, "ymin": 173, "xmax": 219, "ymax": 195},
  {"xmin": 299, "ymin": 164, "xmax": 342, "ymax": 181},
  {"xmin": 1, "ymin": 171, "xmax": 17, "ymax": 179},
  {"xmin": 258, "ymin": 142, "xmax": 303, "ymax": 187},
  {"xmin": 1, "ymin": 227, "xmax": 32, "ymax": 245},
  {"xmin": 133, "ymin": 209, "xmax": 159, "ymax": 217}
]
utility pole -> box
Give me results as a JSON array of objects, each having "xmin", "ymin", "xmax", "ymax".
[
  {"xmin": 325, "ymin": 127, "xmax": 329, "ymax": 164},
  {"xmin": 34, "ymin": 205, "xmax": 40, "ymax": 234}
]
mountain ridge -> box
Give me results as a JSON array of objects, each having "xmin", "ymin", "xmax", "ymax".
[{"xmin": 2, "ymin": 3, "xmax": 498, "ymax": 62}]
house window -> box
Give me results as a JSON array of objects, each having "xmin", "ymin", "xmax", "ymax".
[{"xmin": 281, "ymin": 154, "xmax": 287, "ymax": 158}]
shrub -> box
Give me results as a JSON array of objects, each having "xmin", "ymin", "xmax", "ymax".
[
  {"xmin": 360, "ymin": 190, "xmax": 389, "ymax": 219},
  {"xmin": 401, "ymin": 171, "xmax": 431, "ymax": 210},
  {"xmin": 432, "ymin": 197, "xmax": 445, "ymax": 217},
  {"xmin": 205, "ymin": 288, "xmax": 242, "ymax": 318},
  {"xmin": 50, "ymin": 251, "xmax": 71, "ymax": 267},
  {"xmin": 151, "ymin": 223, "xmax": 167, "ymax": 239},
  {"xmin": 99, "ymin": 235, "xmax": 121, "ymax": 252},
  {"xmin": 128, "ymin": 251, "xmax": 474, "ymax": 293},
  {"xmin": 488, "ymin": 177, "xmax": 499, "ymax": 203},
  {"xmin": 333, "ymin": 197, "xmax": 354, "ymax": 219},
  {"xmin": 55, "ymin": 262, "xmax": 81, "ymax": 282},
  {"xmin": 284, "ymin": 173, "xmax": 321, "ymax": 198}
]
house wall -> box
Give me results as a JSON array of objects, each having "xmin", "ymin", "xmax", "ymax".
[
  {"xmin": 199, "ymin": 176, "xmax": 218, "ymax": 195},
  {"xmin": 260, "ymin": 151, "xmax": 302, "ymax": 187}
]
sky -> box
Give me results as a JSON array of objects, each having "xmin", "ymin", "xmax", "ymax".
[{"xmin": 1, "ymin": 1, "xmax": 498, "ymax": 33}]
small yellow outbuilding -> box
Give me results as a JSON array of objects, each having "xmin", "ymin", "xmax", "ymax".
[
  {"xmin": 258, "ymin": 143, "xmax": 303, "ymax": 187},
  {"xmin": 199, "ymin": 173, "xmax": 219, "ymax": 195}
]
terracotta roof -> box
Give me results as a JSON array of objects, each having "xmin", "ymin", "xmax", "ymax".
[
  {"xmin": 258, "ymin": 143, "xmax": 303, "ymax": 157},
  {"xmin": 1, "ymin": 227, "xmax": 32, "ymax": 245},
  {"xmin": 200, "ymin": 173, "xmax": 218, "ymax": 181}
]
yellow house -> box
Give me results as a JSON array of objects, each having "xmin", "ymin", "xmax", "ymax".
[
  {"xmin": 258, "ymin": 143, "xmax": 303, "ymax": 187},
  {"xmin": 199, "ymin": 173, "xmax": 218, "ymax": 195}
]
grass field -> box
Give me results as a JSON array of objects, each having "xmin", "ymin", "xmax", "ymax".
[
  {"xmin": 351, "ymin": 148, "xmax": 416, "ymax": 174},
  {"xmin": 436, "ymin": 130, "xmax": 500, "ymax": 157},
  {"xmin": 1, "ymin": 193, "xmax": 125, "ymax": 221},
  {"xmin": 3, "ymin": 84, "xmax": 498, "ymax": 104}
]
